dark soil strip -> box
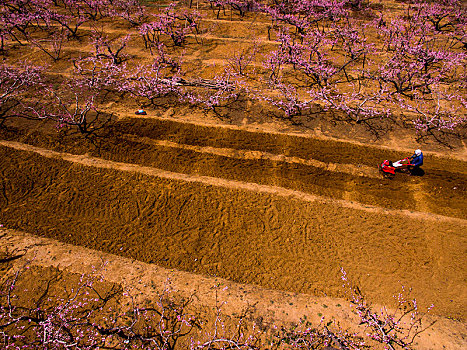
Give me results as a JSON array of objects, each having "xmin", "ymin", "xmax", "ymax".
[
  {"xmin": 113, "ymin": 117, "xmax": 467, "ymax": 173},
  {"xmin": 114, "ymin": 117, "xmax": 402, "ymax": 166}
]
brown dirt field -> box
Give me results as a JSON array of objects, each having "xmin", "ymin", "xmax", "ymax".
[
  {"xmin": 1, "ymin": 117, "xmax": 466, "ymax": 219},
  {"xmin": 1, "ymin": 1, "xmax": 466, "ymax": 348},
  {"xmin": 0, "ymin": 133, "xmax": 465, "ymax": 320},
  {"xmin": 1, "ymin": 228, "xmax": 466, "ymax": 350}
]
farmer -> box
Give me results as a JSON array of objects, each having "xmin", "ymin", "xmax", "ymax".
[{"xmin": 409, "ymin": 149, "xmax": 423, "ymax": 174}]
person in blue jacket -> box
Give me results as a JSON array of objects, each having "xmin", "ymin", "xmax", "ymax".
[{"xmin": 409, "ymin": 149, "xmax": 423, "ymax": 174}]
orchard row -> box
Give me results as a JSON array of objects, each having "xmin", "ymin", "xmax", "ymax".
[
  {"xmin": 1, "ymin": 0, "xmax": 466, "ymax": 141},
  {"xmin": 0, "ymin": 257, "xmax": 430, "ymax": 349}
]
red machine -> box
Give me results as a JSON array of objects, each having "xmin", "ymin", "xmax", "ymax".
[{"xmin": 379, "ymin": 157, "xmax": 413, "ymax": 178}]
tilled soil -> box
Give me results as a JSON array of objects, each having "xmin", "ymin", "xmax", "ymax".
[{"xmin": 0, "ymin": 118, "xmax": 465, "ymax": 320}]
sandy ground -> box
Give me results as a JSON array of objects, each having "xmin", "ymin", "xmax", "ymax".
[{"xmin": 0, "ymin": 125, "xmax": 465, "ymax": 319}]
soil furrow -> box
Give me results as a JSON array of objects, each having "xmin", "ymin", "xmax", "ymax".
[
  {"xmin": 0, "ymin": 140, "xmax": 464, "ymax": 223},
  {"xmin": 1, "ymin": 117, "xmax": 465, "ymax": 218},
  {"xmin": 114, "ymin": 117, "xmax": 467, "ymax": 168},
  {"xmin": 123, "ymin": 134, "xmax": 380, "ymax": 179}
]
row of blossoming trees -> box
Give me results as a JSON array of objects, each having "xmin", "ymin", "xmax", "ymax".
[
  {"xmin": 0, "ymin": 254, "xmax": 434, "ymax": 349},
  {"xmin": 0, "ymin": 0, "xmax": 466, "ymax": 141}
]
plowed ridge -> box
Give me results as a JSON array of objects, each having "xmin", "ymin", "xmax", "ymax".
[{"xmin": 1, "ymin": 113, "xmax": 466, "ymax": 220}]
